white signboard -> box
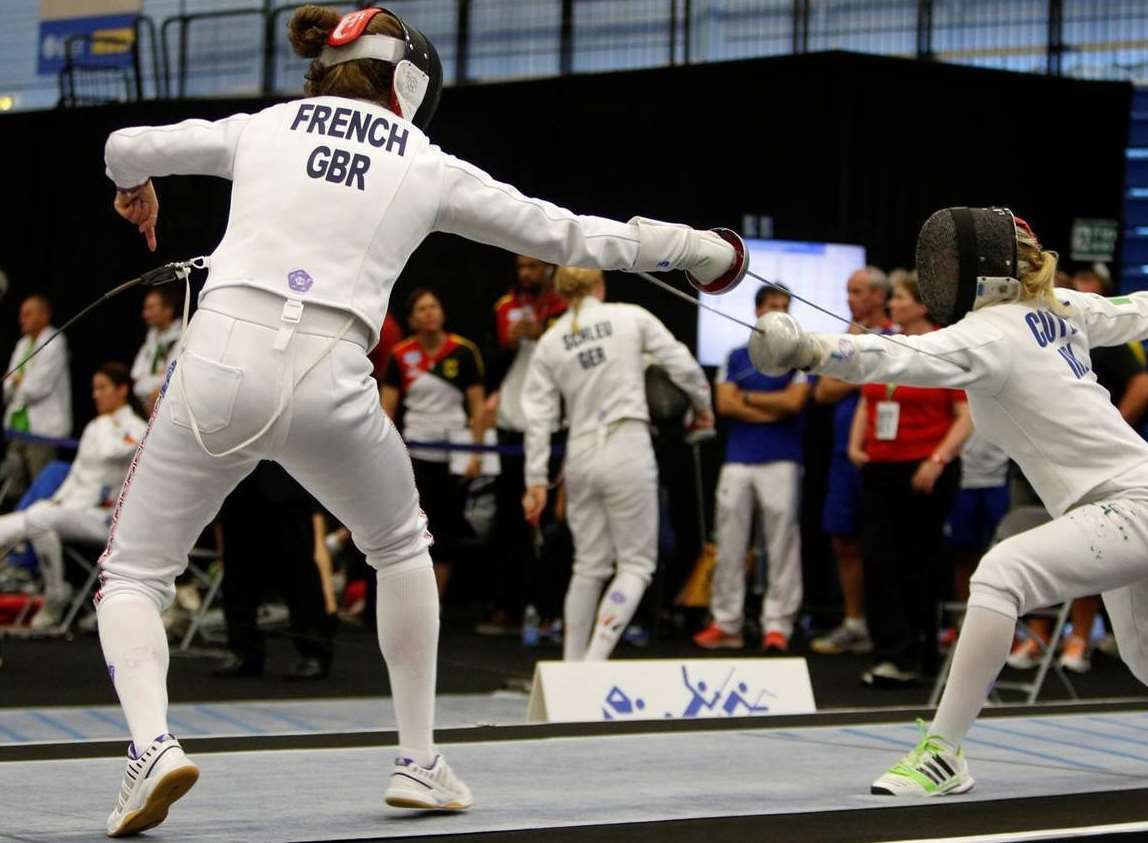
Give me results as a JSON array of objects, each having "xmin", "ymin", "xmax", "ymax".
[{"xmin": 527, "ymin": 658, "xmax": 815, "ymax": 723}]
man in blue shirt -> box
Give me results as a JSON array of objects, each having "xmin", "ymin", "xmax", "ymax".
[{"xmin": 694, "ymin": 285, "xmax": 811, "ymax": 652}]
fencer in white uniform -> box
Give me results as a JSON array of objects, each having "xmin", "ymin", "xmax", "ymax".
[
  {"xmin": 95, "ymin": 5, "xmax": 740, "ymax": 836},
  {"xmin": 521, "ymin": 267, "xmax": 712, "ymax": 661},
  {"xmin": 1, "ymin": 363, "xmax": 146, "ymax": 629},
  {"xmin": 749, "ymin": 207, "xmax": 1148, "ymax": 797}
]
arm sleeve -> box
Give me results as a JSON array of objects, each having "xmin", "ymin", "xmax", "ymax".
[
  {"xmin": 91, "ymin": 418, "xmax": 143, "ymax": 462},
  {"xmin": 382, "ymin": 353, "xmax": 404, "ymax": 391},
  {"xmin": 16, "ymin": 337, "xmax": 67, "ymax": 405},
  {"xmin": 1070, "ymin": 290, "xmax": 1148, "ymax": 349},
  {"xmin": 812, "ymin": 320, "xmax": 1008, "ymax": 394},
  {"xmin": 3, "ymin": 342, "xmax": 23, "ymax": 403},
  {"xmin": 105, "ymin": 112, "xmax": 254, "ymax": 188},
  {"xmin": 522, "ymin": 351, "xmax": 562, "ymax": 488},
  {"xmin": 461, "ymin": 342, "xmax": 485, "ymax": 388},
  {"xmin": 637, "ymin": 308, "xmax": 711, "ymax": 410},
  {"xmin": 434, "ymin": 153, "xmax": 692, "ymax": 272}
]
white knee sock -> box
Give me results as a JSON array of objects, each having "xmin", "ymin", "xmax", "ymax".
[
  {"xmin": 585, "ymin": 571, "xmax": 648, "ymax": 661},
  {"xmin": 930, "ymin": 605, "xmax": 1015, "ymax": 746},
  {"xmin": 97, "ymin": 592, "xmax": 171, "ymax": 752},
  {"xmin": 376, "ymin": 557, "xmax": 438, "ymax": 767},
  {"xmin": 563, "ymin": 573, "xmax": 604, "ymax": 661}
]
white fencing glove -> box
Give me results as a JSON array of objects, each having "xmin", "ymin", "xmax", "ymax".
[
  {"xmin": 748, "ymin": 312, "xmax": 828, "ymax": 376},
  {"xmin": 629, "ymin": 219, "xmax": 746, "ymax": 293}
]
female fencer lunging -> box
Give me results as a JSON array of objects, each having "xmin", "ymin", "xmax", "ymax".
[
  {"xmin": 521, "ymin": 267, "xmax": 712, "ymax": 661},
  {"xmin": 98, "ymin": 4, "xmax": 740, "ymax": 836},
  {"xmin": 749, "ymin": 206, "xmax": 1148, "ymax": 796}
]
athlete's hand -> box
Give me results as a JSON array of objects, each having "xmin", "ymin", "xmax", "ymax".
[
  {"xmin": 690, "ymin": 408, "xmax": 715, "ymax": 431},
  {"xmin": 464, "ymin": 454, "xmax": 483, "ymax": 479},
  {"xmin": 113, "ymin": 179, "xmax": 159, "ymax": 252},
  {"xmin": 748, "ymin": 312, "xmax": 826, "ymax": 376},
  {"xmin": 911, "ymin": 459, "xmax": 943, "ymax": 494},
  {"xmin": 522, "ymin": 485, "xmax": 548, "ymax": 526}
]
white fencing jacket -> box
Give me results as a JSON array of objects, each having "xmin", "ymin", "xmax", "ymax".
[
  {"xmin": 105, "ymin": 95, "xmax": 714, "ymax": 349},
  {"xmin": 3, "ymin": 329, "xmax": 72, "ymax": 438},
  {"xmin": 522, "ymin": 297, "xmax": 710, "ymax": 487},
  {"xmin": 54, "ymin": 405, "xmax": 147, "ymax": 509},
  {"xmin": 812, "ymin": 289, "xmax": 1148, "ymax": 518},
  {"xmin": 131, "ymin": 323, "xmax": 182, "ymax": 403}
]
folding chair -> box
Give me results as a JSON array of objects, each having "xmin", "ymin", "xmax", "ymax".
[
  {"xmin": 177, "ymin": 547, "xmax": 224, "ymax": 652},
  {"xmin": 930, "ymin": 504, "xmax": 1078, "ymax": 706}
]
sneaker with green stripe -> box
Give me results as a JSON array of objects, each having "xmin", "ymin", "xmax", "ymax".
[{"xmin": 870, "ymin": 720, "xmax": 974, "ymax": 796}]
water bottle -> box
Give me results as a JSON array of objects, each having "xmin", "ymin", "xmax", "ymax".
[{"xmin": 522, "ymin": 604, "xmax": 540, "ymax": 647}]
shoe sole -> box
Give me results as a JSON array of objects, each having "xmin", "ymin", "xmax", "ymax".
[
  {"xmin": 811, "ymin": 642, "xmax": 872, "ymax": 655},
  {"xmin": 107, "ymin": 765, "xmax": 199, "ymax": 838},
  {"xmin": 385, "ymin": 793, "xmax": 472, "ymax": 811},
  {"xmin": 871, "ymin": 777, "xmax": 974, "ymax": 797},
  {"xmin": 695, "ymin": 640, "xmax": 744, "ymax": 650}
]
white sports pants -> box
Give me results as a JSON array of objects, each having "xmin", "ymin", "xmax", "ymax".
[
  {"xmin": 710, "ymin": 461, "xmax": 803, "ymax": 637},
  {"xmin": 96, "ymin": 288, "xmax": 431, "ymax": 610},
  {"xmin": 970, "ymin": 492, "xmax": 1148, "ymax": 685},
  {"xmin": 0, "ymin": 502, "xmax": 110, "ymax": 600},
  {"xmin": 563, "ymin": 421, "xmax": 658, "ymax": 584}
]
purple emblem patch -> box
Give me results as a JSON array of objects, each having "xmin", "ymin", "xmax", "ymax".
[
  {"xmin": 609, "ymin": 590, "xmax": 625, "ymax": 604},
  {"xmin": 288, "ymin": 269, "xmax": 314, "ymax": 293}
]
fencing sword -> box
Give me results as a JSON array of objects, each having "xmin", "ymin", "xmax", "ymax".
[{"xmin": 1, "ymin": 257, "xmax": 207, "ymax": 384}]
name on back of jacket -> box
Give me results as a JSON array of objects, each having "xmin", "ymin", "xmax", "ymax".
[
  {"xmin": 289, "ymin": 103, "xmax": 410, "ymax": 191},
  {"xmin": 562, "ymin": 321, "xmax": 613, "ymax": 351}
]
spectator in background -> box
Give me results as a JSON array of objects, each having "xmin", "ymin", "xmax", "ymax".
[
  {"xmin": 810, "ymin": 267, "xmax": 890, "ymax": 655},
  {"xmin": 479, "ymin": 255, "xmax": 567, "ymax": 635},
  {"xmin": 1, "ymin": 295, "xmax": 71, "ymax": 508},
  {"xmin": 0, "ymin": 363, "xmax": 145, "ymax": 628},
  {"xmin": 1007, "ymin": 264, "xmax": 1148, "ymax": 674},
  {"xmin": 213, "ymin": 462, "xmax": 336, "ymax": 680},
  {"xmin": 849, "ymin": 272, "xmax": 971, "ymax": 687},
  {"xmin": 694, "ymin": 285, "xmax": 810, "ymax": 652},
  {"xmin": 382, "ymin": 289, "xmax": 487, "ymax": 598},
  {"xmin": 130, "ymin": 288, "xmax": 182, "ymax": 415},
  {"xmin": 944, "ymin": 432, "xmax": 1010, "ymax": 621}
]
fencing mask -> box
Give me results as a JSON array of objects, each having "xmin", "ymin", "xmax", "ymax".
[
  {"xmin": 915, "ymin": 207, "xmax": 1021, "ymax": 326},
  {"xmin": 645, "ymin": 364, "xmax": 690, "ymax": 437},
  {"xmin": 319, "ymin": 7, "xmax": 443, "ymax": 131}
]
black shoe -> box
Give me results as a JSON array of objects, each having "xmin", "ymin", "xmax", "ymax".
[
  {"xmin": 285, "ymin": 657, "xmax": 330, "ymax": 681},
  {"xmin": 212, "ymin": 653, "xmax": 264, "ymax": 678}
]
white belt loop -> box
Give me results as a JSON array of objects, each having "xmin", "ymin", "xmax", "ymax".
[{"xmin": 274, "ymin": 298, "xmax": 304, "ymax": 351}]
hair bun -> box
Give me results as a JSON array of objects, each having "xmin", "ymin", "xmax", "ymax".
[{"xmin": 288, "ymin": 4, "xmax": 341, "ymax": 58}]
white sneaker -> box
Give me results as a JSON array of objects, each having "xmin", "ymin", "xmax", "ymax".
[
  {"xmin": 29, "ymin": 597, "xmax": 64, "ymax": 630},
  {"xmin": 1057, "ymin": 637, "xmax": 1092, "ymax": 674},
  {"xmin": 106, "ymin": 734, "xmax": 199, "ymax": 837},
  {"xmin": 871, "ymin": 720, "xmax": 974, "ymax": 796},
  {"xmin": 384, "ymin": 754, "xmax": 473, "ymax": 811},
  {"xmin": 811, "ymin": 621, "xmax": 873, "ymax": 655}
]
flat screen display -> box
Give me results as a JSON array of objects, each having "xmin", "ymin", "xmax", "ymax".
[{"xmin": 696, "ymin": 238, "xmax": 866, "ymax": 367}]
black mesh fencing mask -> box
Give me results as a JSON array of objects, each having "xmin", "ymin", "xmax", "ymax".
[{"xmin": 915, "ymin": 207, "xmax": 1018, "ymax": 326}]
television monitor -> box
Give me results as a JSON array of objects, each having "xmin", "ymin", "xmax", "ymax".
[{"xmin": 696, "ymin": 238, "xmax": 866, "ymax": 367}]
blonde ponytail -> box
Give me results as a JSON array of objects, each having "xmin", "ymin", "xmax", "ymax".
[
  {"xmin": 555, "ymin": 267, "xmax": 603, "ymax": 332},
  {"xmin": 1016, "ymin": 225, "xmax": 1071, "ymax": 317}
]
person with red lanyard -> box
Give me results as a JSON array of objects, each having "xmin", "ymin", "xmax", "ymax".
[
  {"xmin": 847, "ymin": 272, "xmax": 972, "ymax": 688},
  {"xmin": 383, "ymin": 288, "xmax": 486, "ymax": 598}
]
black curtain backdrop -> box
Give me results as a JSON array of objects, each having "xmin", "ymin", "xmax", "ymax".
[{"xmin": 0, "ymin": 51, "xmax": 1129, "ymax": 621}]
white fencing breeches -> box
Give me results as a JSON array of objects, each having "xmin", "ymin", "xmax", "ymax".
[
  {"xmin": 563, "ymin": 421, "xmax": 658, "ymax": 585},
  {"xmin": 710, "ymin": 461, "xmax": 803, "ymax": 637},
  {"xmin": 96, "ymin": 288, "xmax": 431, "ymax": 611},
  {"xmin": 0, "ymin": 502, "xmax": 110, "ymax": 600},
  {"xmin": 969, "ymin": 493, "xmax": 1148, "ymax": 686}
]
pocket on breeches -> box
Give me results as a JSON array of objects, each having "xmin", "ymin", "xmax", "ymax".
[{"xmin": 168, "ymin": 352, "xmax": 244, "ymax": 435}]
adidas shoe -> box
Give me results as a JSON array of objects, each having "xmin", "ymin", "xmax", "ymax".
[
  {"xmin": 692, "ymin": 623, "xmax": 744, "ymax": 650},
  {"xmin": 384, "ymin": 754, "xmax": 473, "ymax": 811},
  {"xmin": 811, "ymin": 621, "xmax": 872, "ymax": 655},
  {"xmin": 870, "ymin": 720, "xmax": 973, "ymax": 797},
  {"xmin": 106, "ymin": 733, "xmax": 199, "ymax": 837}
]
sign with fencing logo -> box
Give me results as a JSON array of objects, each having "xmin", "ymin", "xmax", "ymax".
[{"xmin": 526, "ymin": 658, "xmax": 815, "ymax": 723}]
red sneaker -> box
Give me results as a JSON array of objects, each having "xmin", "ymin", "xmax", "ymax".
[
  {"xmin": 693, "ymin": 624, "xmax": 744, "ymax": 650},
  {"xmin": 762, "ymin": 631, "xmax": 789, "ymax": 653}
]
